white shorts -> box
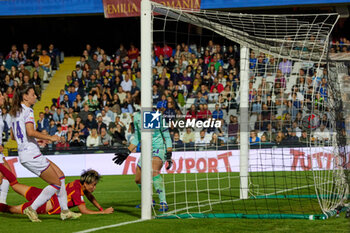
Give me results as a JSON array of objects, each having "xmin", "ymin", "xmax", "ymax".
[{"xmin": 21, "ymin": 154, "xmax": 50, "ymax": 176}]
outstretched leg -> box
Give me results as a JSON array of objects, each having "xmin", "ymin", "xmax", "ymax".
[
  {"xmin": 0, "ymin": 203, "xmax": 23, "ymax": 214},
  {"xmin": 152, "ymin": 156, "xmax": 167, "ymax": 211}
]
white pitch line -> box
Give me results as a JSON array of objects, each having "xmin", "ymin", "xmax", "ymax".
[{"xmin": 74, "ymin": 219, "xmax": 148, "ymax": 233}]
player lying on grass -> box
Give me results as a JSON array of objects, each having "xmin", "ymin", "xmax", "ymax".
[
  {"xmin": 113, "ymin": 110, "xmax": 173, "ymax": 212},
  {"xmin": 0, "ymin": 164, "xmax": 114, "ymax": 216}
]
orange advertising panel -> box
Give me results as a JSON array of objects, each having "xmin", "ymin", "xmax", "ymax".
[{"xmin": 103, "ymin": 0, "xmax": 201, "ymax": 18}]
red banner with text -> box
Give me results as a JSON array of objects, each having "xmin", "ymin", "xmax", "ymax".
[{"xmin": 103, "ymin": 0, "xmax": 201, "ymax": 18}]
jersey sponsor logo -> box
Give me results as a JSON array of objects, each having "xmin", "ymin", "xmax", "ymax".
[{"xmin": 143, "ymin": 110, "xmax": 161, "ymax": 129}]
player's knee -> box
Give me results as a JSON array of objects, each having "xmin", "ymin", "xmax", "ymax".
[
  {"xmin": 152, "ymin": 170, "xmax": 160, "ymax": 177},
  {"xmin": 52, "ymin": 179, "xmax": 61, "ymax": 186},
  {"xmin": 135, "ymin": 177, "xmax": 141, "ymax": 184}
]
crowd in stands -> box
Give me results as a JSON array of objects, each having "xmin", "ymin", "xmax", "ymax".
[
  {"xmin": 1, "ymin": 36, "xmax": 347, "ymax": 152},
  {"xmin": 331, "ymin": 37, "xmax": 350, "ymax": 53}
]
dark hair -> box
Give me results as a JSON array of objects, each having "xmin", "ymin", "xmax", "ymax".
[
  {"xmin": 80, "ymin": 169, "xmax": 101, "ymax": 185},
  {"xmin": 10, "ymin": 84, "xmax": 35, "ymax": 117}
]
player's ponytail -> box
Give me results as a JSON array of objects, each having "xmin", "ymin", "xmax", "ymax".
[{"xmin": 10, "ymin": 84, "xmax": 34, "ymax": 117}]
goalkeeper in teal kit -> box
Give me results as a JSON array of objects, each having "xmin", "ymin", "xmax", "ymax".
[{"xmin": 113, "ymin": 111, "xmax": 173, "ymax": 212}]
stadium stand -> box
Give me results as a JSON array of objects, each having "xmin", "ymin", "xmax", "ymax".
[{"xmin": 1, "ymin": 37, "xmax": 350, "ymax": 155}]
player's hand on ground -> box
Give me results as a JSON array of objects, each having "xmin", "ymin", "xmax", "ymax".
[
  {"xmin": 50, "ymin": 135, "xmax": 60, "ymax": 142},
  {"xmin": 102, "ymin": 207, "xmax": 114, "ymax": 214},
  {"xmin": 166, "ymin": 151, "xmax": 173, "ymax": 170},
  {"xmin": 113, "ymin": 148, "xmax": 131, "ymax": 165}
]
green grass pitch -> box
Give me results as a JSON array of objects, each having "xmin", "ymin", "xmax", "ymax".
[{"xmin": 0, "ymin": 174, "xmax": 348, "ymax": 233}]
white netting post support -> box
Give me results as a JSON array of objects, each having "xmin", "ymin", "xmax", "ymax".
[
  {"xmin": 240, "ymin": 46, "xmax": 250, "ymax": 200},
  {"xmin": 141, "ymin": 0, "xmax": 153, "ymax": 220}
]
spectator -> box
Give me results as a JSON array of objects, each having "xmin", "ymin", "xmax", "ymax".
[
  {"xmin": 278, "ymin": 58, "xmax": 292, "ymax": 76},
  {"xmin": 100, "ymin": 109, "xmax": 112, "ymax": 126},
  {"xmin": 96, "ymin": 115, "xmax": 107, "ymax": 134},
  {"xmin": 66, "ymin": 125, "xmax": 74, "ymax": 142},
  {"xmin": 61, "ymin": 118, "xmax": 69, "ymax": 134},
  {"xmin": 110, "ymin": 93, "xmax": 121, "ymax": 114},
  {"xmin": 249, "ymin": 130, "xmax": 260, "ymax": 144},
  {"xmin": 68, "ymin": 85, "xmax": 78, "ymax": 103},
  {"xmin": 31, "ymin": 70, "xmax": 42, "ymax": 99},
  {"xmin": 312, "ymin": 124, "xmax": 330, "ymax": 142},
  {"xmin": 86, "ymin": 93, "xmax": 99, "ymax": 112},
  {"xmin": 127, "ymin": 43, "xmax": 140, "ymax": 61},
  {"xmin": 163, "ymin": 102, "xmax": 176, "ymax": 122},
  {"xmin": 60, "ymin": 94, "xmax": 72, "ymax": 109},
  {"xmin": 157, "ymin": 94, "xmax": 168, "ymax": 111},
  {"xmin": 299, "ymin": 130, "xmax": 309, "ymax": 144},
  {"xmin": 86, "ymin": 128, "xmax": 101, "ymax": 147},
  {"xmin": 87, "ymin": 54, "xmax": 99, "ymax": 75},
  {"xmin": 212, "ymin": 104, "xmax": 224, "ymax": 120},
  {"xmin": 37, "ymin": 112, "xmax": 49, "ymax": 132},
  {"xmin": 78, "ymin": 104, "xmax": 91, "ymax": 122},
  {"xmin": 74, "ymin": 116, "xmax": 83, "ymax": 131},
  {"xmin": 209, "ymin": 133, "xmax": 223, "ymax": 146},
  {"xmin": 54, "ymin": 123, "xmax": 64, "ymax": 137},
  {"xmin": 100, "ymin": 127, "xmax": 112, "ymax": 146},
  {"xmin": 70, "ymin": 131, "xmax": 85, "ymax": 147},
  {"xmin": 195, "ymin": 129, "xmax": 210, "ymax": 147},
  {"xmin": 53, "ymin": 107, "xmax": 64, "ymax": 123},
  {"xmin": 112, "ymin": 124, "xmax": 127, "ymax": 146},
  {"xmin": 43, "ymin": 106, "xmax": 53, "ymax": 120},
  {"xmin": 173, "ymin": 132, "xmax": 184, "ymax": 149},
  {"xmin": 228, "ymin": 115, "xmax": 239, "ymax": 141},
  {"xmin": 79, "ymin": 122, "xmax": 90, "ymax": 139},
  {"xmin": 5, "ymin": 53, "xmax": 18, "ymax": 70},
  {"xmin": 181, "ymin": 127, "xmax": 195, "ymax": 144},
  {"xmin": 285, "ymin": 130, "xmax": 299, "ymax": 145},
  {"xmin": 185, "ymin": 104, "xmax": 197, "ymax": 120},
  {"xmin": 104, "ymin": 106, "xmax": 115, "ymax": 122},
  {"xmin": 86, "ymin": 113, "xmax": 98, "ymax": 130},
  {"xmin": 210, "ymin": 78, "xmax": 224, "ymax": 93},
  {"xmin": 194, "ymin": 91, "xmax": 207, "ymax": 107},
  {"xmin": 38, "ymin": 50, "xmax": 51, "ymax": 72},
  {"xmin": 30, "ymin": 60, "xmax": 45, "ymax": 79},
  {"xmin": 48, "ymin": 119, "xmax": 57, "ymax": 136},
  {"xmin": 56, "ymin": 136, "xmax": 69, "ymax": 149},
  {"xmin": 275, "ymin": 131, "xmax": 285, "ymax": 145}
]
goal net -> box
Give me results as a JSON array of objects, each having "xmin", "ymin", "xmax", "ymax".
[{"xmin": 141, "ymin": 0, "xmax": 349, "ymax": 219}]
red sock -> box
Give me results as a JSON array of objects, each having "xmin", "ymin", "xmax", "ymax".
[
  {"xmin": 0, "ymin": 203, "xmax": 10, "ymax": 213},
  {"xmin": 0, "ymin": 164, "xmax": 17, "ymax": 186}
]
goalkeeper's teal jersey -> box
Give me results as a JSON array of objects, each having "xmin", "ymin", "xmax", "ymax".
[{"xmin": 131, "ymin": 112, "xmax": 172, "ymax": 150}]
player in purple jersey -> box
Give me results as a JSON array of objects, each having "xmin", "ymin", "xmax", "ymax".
[{"xmin": 9, "ymin": 85, "xmax": 81, "ymax": 222}]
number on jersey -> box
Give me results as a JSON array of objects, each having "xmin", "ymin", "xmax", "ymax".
[{"xmin": 12, "ymin": 121, "xmax": 24, "ymax": 143}]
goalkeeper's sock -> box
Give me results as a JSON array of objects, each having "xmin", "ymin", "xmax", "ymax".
[
  {"xmin": 153, "ymin": 175, "xmax": 166, "ymax": 203},
  {"xmin": 137, "ymin": 183, "xmax": 141, "ymax": 191}
]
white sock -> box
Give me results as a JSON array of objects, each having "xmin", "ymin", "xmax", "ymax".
[
  {"xmin": 57, "ymin": 177, "xmax": 68, "ymax": 211},
  {"xmin": 31, "ymin": 184, "xmax": 60, "ymax": 210},
  {"xmin": 0, "ymin": 179, "xmax": 9, "ymax": 204}
]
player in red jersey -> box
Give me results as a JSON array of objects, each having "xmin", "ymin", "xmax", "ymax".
[{"xmin": 0, "ymin": 165, "xmax": 114, "ymax": 215}]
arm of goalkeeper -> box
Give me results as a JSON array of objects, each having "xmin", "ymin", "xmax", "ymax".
[{"xmin": 113, "ymin": 144, "xmax": 136, "ymax": 165}]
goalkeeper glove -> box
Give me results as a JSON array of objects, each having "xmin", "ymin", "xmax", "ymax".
[
  {"xmin": 113, "ymin": 148, "xmax": 131, "ymax": 165},
  {"xmin": 165, "ymin": 151, "xmax": 173, "ymax": 170}
]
